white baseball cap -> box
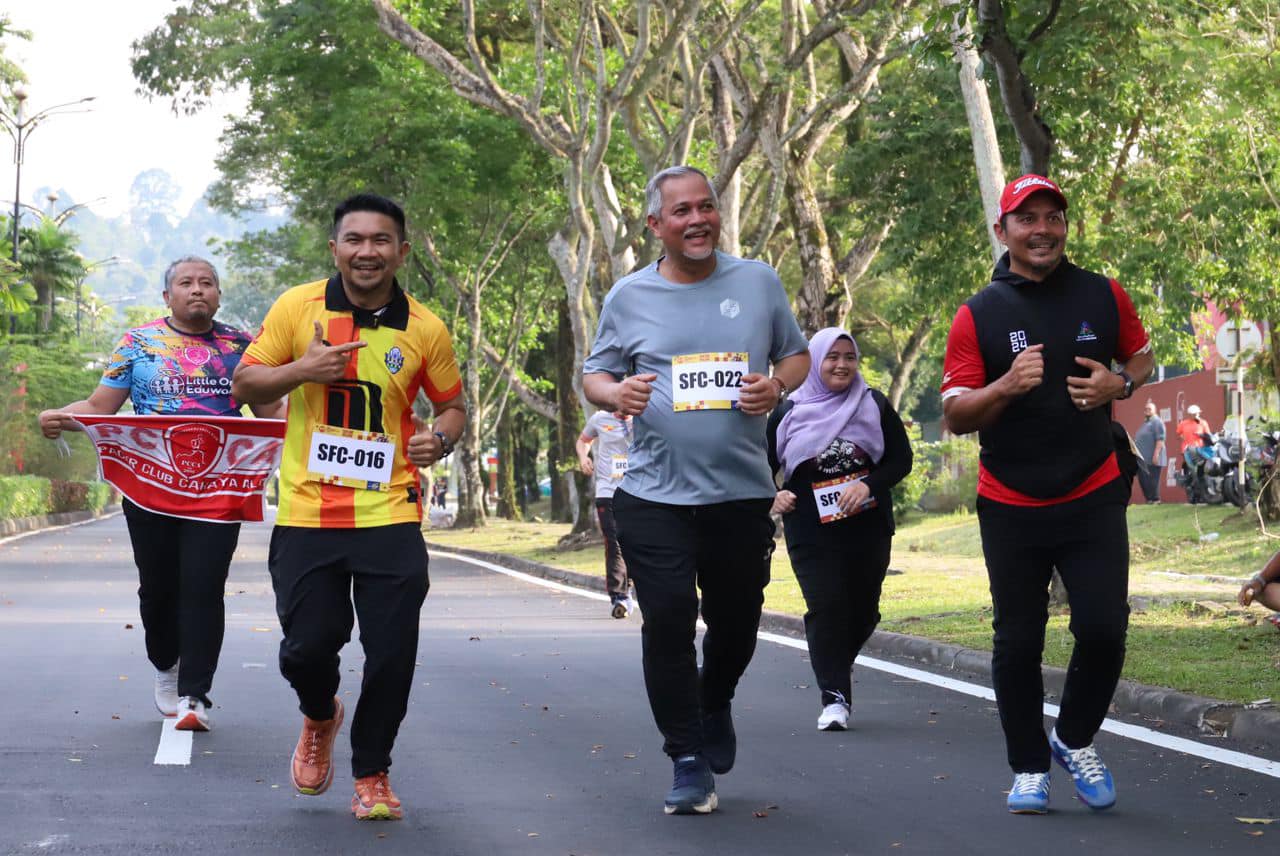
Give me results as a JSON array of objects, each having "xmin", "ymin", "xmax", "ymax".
[{"xmin": 1187, "ymin": 404, "xmax": 1201, "ymax": 415}]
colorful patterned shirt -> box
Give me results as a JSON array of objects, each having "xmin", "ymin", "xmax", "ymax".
[{"xmin": 100, "ymin": 318, "xmax": 253, "ymax": 417}]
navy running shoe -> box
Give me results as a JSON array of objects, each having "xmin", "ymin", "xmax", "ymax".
[
  {"xmin": 664, "ymin": 754, "xmax": 717, "ymax": 815},
  {"xmin": 701, "ymin": 705, "xmax": 736, "ymax": 774}
]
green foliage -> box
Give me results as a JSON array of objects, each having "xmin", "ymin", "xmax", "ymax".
[
  {"xmin": 915, "ymin": 436, "xmax": 980, "ymax": 514},
  {"xmin": 0, "ymin": 342, "xmax": 105, "ymax": 480},
  {"xmin": 0, "ymin": 475, "xmax": 113, "ymax": 519},
  {"xmin": 890, "ymin": 420, "xmax": 929, "ymax": 517},
  {"xmin": 0, "ymin": 474, "xmax": 50, "ymax": 519}
]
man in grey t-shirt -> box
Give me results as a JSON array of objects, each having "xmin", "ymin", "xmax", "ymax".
[
  {"xmin": 583, "ymin": 165, "xmax": 809, "ymax": 816},
  {"xmin": 1133, "ymin": 400, "xmax": 1166, "ymax": 503},
  {"xmin": 576, "ymin": 410, "xmax": 634, "ymax": 616}
]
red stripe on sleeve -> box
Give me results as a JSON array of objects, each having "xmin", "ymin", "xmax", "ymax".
[
  {"xmin": 941, "ymin": 304, "xmax": 986, "ymax": 394},
  {"xmin": 1110, "ymin": 279, "xmax": 1150, "ymax": 361}
]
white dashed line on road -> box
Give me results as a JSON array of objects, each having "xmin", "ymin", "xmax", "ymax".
[{"xmin": 153, "ymin": 718, "xmax": 193, "ymax": 766}]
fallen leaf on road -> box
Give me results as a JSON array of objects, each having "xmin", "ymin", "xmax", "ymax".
[
  {"xmin": 111, "ymin": 715, "xmax": 120, "ymax": 720},
  {"xmin": 124, "ymin": 624, "xmax": 133, "ymax": 629},
  {"xmin": 623, "ymin": 753, "xmax": 637, "ymax": 759},
  {"xmin": 527, "ymin": 833, "xmax": 539, "ymax": 837},
  {"xmin": 251, "ymin": 627, "xmax": 271, "ymax": 632},
  {"xmin": 469, "ymin": 636, "xmax": 480, "ymax": 641},
  {"xmin": 67, "ymin": 758, "xmax": 81, "ymax": 763},
  {"xmin": 753, "ymin": 810, "xmax": 768, "ymax": 818},
  {"xmin": 1237, "ymin": 818, "xmax": 1276, "ymax": 824},
  {"xmin": 118, "ymin": 676, "xmax": 128, "ymax": 681}
]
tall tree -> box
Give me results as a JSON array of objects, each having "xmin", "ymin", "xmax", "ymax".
[{"xmin": 18, "ymin": 216, "xmax": 87, "ymax": 334}]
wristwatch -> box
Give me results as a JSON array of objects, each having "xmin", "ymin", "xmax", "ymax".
[
  {"xmin": 1115, "ymin": 370, "xmax": 1135, "ymax": 400},
  {"xmin": 771, "ymin": 376, "xmax": 789, "ymax": 403},
  {"xmin": 433, "ymin": 431, "xmax": 455, "ymax": 458}
]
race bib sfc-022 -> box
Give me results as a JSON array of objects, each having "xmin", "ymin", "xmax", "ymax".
[{"xmin": 671, "ymin": 352, "xmax": 749, "ymax": 412}]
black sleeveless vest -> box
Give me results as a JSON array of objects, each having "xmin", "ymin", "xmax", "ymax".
[{"xmin": 966, "ymin": 256, "xmax": 1117, "ymax": 499}]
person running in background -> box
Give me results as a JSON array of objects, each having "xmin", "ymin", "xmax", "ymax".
[
  {"xmin": 577, "ymin": 410, "xmax": 635, "ymax": 618},
  {"xmin": 767, "ymin": 328, "xmax": 912, "ymax": 731},
  {"xmin": 38, "ymin": 256, "xmax": 284, "ymax": 732}
]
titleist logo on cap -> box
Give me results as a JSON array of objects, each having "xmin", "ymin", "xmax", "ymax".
[{"xmin": 1013, "ymin": 176, "xmax": 1056, "ymax": 194}]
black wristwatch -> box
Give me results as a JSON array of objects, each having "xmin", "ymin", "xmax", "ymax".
[
  {"xmin": 433, "ymin": 431, "xmax": 455, "ymax": 458},
  {"xmin": 1115, "ymin": 370, "xmax": 1135, "ymax": 400}
]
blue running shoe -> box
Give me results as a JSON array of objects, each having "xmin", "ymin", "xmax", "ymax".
[
  {"xmin": 1007, "ymin": 772, "xmax": 1050, "ymax": 814},
  {"xmin": 701, "ymin": 705, "xmax": 736, "ymax": 774},
  {"xmin": 1049, "ymin": 728, "xmax": 1116, "ymax": 810},
  {"xmin": 664, "ymin": 754, "xmax": 717, "ymax": 815}
]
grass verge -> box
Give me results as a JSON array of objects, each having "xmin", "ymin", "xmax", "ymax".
[{"xmin": 425, "ymin": 502, "xmax": 1280, "ymax": 705}]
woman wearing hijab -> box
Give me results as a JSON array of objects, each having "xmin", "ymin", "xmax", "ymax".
[{"xmin": 767, "ymin": 327, "xmax": 913, "ymax": 731}]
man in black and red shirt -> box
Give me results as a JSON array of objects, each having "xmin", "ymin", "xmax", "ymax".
[{"xmin": 941, "ymin": 175, "xmax": 1153, "ymax": 815}]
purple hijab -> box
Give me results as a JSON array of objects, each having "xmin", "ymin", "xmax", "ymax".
[{"xmin": 775, "ymin": 327, "xmax": 884, "ymax": 482}]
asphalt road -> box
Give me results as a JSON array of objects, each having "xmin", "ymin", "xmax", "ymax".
[{"xmin": 1, "ymin": 513, "xmax": 1278, "ymax": 855}]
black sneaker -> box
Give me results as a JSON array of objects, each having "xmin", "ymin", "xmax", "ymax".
[
  {"xmin": 664, "ymin": 754, "xmax": 717, "ymax": 815},
  {"xmin": 701, "ymin": 705, "xmax": 736, "ymax": 774}
]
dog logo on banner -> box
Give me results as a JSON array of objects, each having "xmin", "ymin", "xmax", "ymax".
[{"xmin": 166, "ymin": 422, "xmax": 226, "ymax": 479}]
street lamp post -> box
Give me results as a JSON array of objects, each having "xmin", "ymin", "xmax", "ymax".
[{"xmin": 0, "ymin": 84, "xmax": 96, "ymax": 333}]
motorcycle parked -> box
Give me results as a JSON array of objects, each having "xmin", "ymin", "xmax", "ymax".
[
  {"xmin": 1180, "ymin": 429, "xmax": 1251, "ymax": 506},
  {"xmin": 1218, "ymin": 429, "xmax": 1253, "ymax": 508}
]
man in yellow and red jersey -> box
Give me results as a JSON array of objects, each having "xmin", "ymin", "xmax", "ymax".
[{"xmin": 232, "ymin": 194, "xmax": 464, "ymax": 822}]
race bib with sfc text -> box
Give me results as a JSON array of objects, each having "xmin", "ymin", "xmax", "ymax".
[
  {"xmin": 812, "ymin": 472, "xmax": 876, "ymax": 524},
  {"xmin": 306, "ymin": 424, "xmax": 395, "ymax": 491},
  {"xmin": 671, "ymin": 352, "xmax": 749, "ymax": 412}
]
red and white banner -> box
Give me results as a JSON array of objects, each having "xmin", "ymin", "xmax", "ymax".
[{"xmin": 73, "ymin": 414, "xmax": 286, "ymax": 523}]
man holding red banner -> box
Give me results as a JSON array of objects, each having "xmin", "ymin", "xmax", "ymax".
[
  {"xmin": 232, "ymin": 194, "xmax": 465, "ymax": 822},
  {"xmin": 38, "ymin": 256, "xmax": 284, "ymax": 733}
]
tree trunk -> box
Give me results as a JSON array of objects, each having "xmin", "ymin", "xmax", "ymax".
[
  {"xmin": 787, "ymin": 163, "xmax": 841, "ymax": 333},
  {"xmin": 454, "ymin": 310, "xmax": 487, "ymax": 528},
  {"xmin": 1262, "ymin": 320, "xmax": 1280, "ymax": 521},
  {"xmin": 887, "ymin": 317, "xmax": 934, "ymax": 411},
  {"xmin": 556, "ymin": 297, "xmax": 594, "ymax": 533},
  {"xmin": 952, "ymin": 8, "xmax": 1006, "ymax": 264},
  {"xmin": 513, "ymin": 410, "xmax": 540, "ymax": 514},
  {"xmin": 495, "ymin": 402, "xmax": 520, "ymax": 519}
]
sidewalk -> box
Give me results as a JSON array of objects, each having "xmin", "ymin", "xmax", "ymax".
[
  {"xmin": 0, "ymin": 505, "xmax": 120, "ymax": 539},
  {"xmin": 427, "ymin": 540, "xmax": 1280, "ymax": 758}
]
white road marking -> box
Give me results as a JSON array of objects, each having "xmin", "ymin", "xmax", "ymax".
[
  {"xmin": 439, "ymin": 549, "xmax": 1280, "ymax": 780},
  {"xmin": 153, "ymin": 718, "xmax": 193, "ymax": 766},
  {"xmin": 0, "ymin": 510, "xmax": 122, "ymax": 547}
]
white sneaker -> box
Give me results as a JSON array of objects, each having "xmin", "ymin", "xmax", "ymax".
[
  {"xmin": 817, "ymin": 702, "xmax": 850, "ymax": 731},
  {"xmin": 154, "ymin": 664, "xmax": 179, "ymax": 717},
  {"xmin": 174, "ymin": 696, "xmax": 210, "ymax": 732}
]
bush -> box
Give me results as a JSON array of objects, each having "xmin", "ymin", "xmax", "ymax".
[
  {"xmin": 50, "ymin": 479, "xmax": 90, "ymax": 513},
  {"xmin": 84, "ymin": 481, "xmax": 115, "ymax": 513},
  {"xmin": 0, "ymin": 475, "xmax": 115, "ymax": 519},
  {"xmin": 915, "ymin": 436, "xmax": 980, "ymax": 513},
  {"xmin": 0, "ymin": 474, "xmax": 52, "ymax": 519}
]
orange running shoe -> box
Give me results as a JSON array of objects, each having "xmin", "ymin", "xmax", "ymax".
[
  {"xmin": 352, "ymin": 772, "xmax": 403, "ymax": 821},
  {"xmin": 291, "ymin": 697, "xmax": 344, "ymax": 795}
]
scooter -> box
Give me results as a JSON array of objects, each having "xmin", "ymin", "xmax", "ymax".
[
  {"xmin": 1180, "ymin": 434, "xmax": 1224, "ymax": 505},
  {"xmin": 1218, "ymin": 429, "xmax": 1253, "ymax": 508}
]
